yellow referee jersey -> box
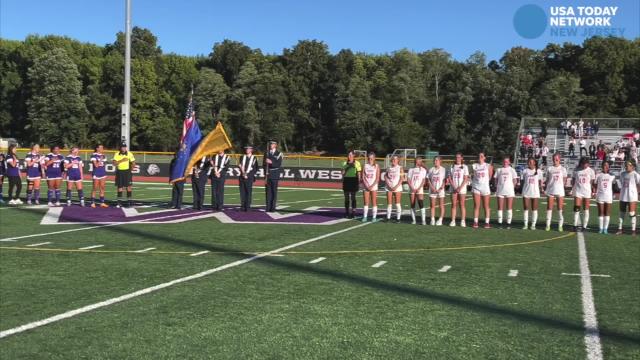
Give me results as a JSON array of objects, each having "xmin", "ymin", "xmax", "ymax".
[{"xmin": 113, "ymin": 151, "xmax": 135, "ymax": 170}]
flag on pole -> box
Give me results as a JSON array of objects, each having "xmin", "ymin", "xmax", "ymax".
[
  {"xmin": 170, "ymin": 97, "xmax": 203, "ymax": 183},
  {"xmin": 183, "ymin": 122, "xmax": 233, "ymax": 179}
]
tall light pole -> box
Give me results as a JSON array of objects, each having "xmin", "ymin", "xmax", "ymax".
[{"xmin": 121, "ymin": 0, "xmax": 132, "ymax": 147}]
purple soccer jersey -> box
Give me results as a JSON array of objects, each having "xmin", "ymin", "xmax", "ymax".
[
  {"xmin": 45, "ymin": 153, "xmax": 65, "ymax": 179},
  {"xmin": 64, "ymin": 155, "xmax": 83, "ymax": 181},
  {"xmin": 90, "ymin": 152, "xmax": 107, "ymax": 179},
  {"xmin": 5, "ymin": 155, "xmax": 20, "ymax": 177},
  {"xmin": 24, "ymin": 152, "xmax": 44, "ymax": 179}
]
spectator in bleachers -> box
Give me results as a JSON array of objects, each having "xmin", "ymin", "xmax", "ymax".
[
  {"xmin": 589, "ymin": 142, "xmax": 596, "ymax": 160},
  {"xmin": 596, "ymin": 147, "xmax": 606, "ymax": 161},
  {"xmin": 593, "ymin": 120, "xmax": 599, "ymax": 135},
  {"xmin": 579, "ymin": 138, "xmax": 588, "ymax": 157},
  {"xmin": 561, "ymin": 120, "xmax": 568, "ymax": 136},
  {"xmin": 570, "ymin": 122, "xmax": 577, "ymax": 137},
  {"xmin": 568, "ymin": 137, "xmax": 576, "ymax": 157},
  {"xmin": 577, "ymin": 118, "xmax": 584, "ymax": 138},
  {"xmin": 541, "ymin": 144, "xmax": 549, "ymax": 166}
]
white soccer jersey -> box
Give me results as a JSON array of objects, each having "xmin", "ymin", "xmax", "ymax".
[
  {"xmin": 595, "ymin": 173, "xmax": 615, "ymax": 203},
  {"xmin": 545, "ymin": 165, "xmax": 567, "ymax": 197},
  {"xmin": 494, "ymin": 166, "xmax": 517, "ymax": 197},
  {"xmin": 521, "ymin": 168, "xmax": 543, "ymax": 198},
  {"xmin": 572, "ymin": 168, "xmax": 596, "ymax": 199},
  {"xmin": 449, "ymin": 164, "xmax": 469, "ymax": 194},
  {"xmin": 362, "ymin": 163, "xmax": 379, "ymax": 190},
  {"xmin": 385, "ymin": 165, "xmax": 403, "ymax": 191},
  {"xmin": 407, "ymin": 167, "xmax": 427, "ymax": 193},
  {"xmin": 428, "ymin": 166, "xmax": 446, "ymax": 195},
  {"xmin": 471, "ymin": 163, "xmax": 491, "ymax": 193},
  {"xmin": 619, "ymin": 171, "xmax": 640, "ymax": 202}
]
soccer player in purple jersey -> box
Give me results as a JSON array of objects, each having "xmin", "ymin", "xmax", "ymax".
[
  {"xmin": 44, "ymin": 145, "xmax": 65, "ymax": 206},
  {"xmin": 90, "ymin": 144, "xmax": 109, "ymax": 208},
  {"xmin": 6, "ymin": 144, "xmax": 22, "ymax": 205},
  {"xmin": 64, "ymin": 146, "xmax": 85, "ymax": 206},
  {"xmin": 24, "ymin": 144, "xmax": 45, "ymax": 205}
]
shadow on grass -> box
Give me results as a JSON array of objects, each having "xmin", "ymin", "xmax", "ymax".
[{"xmin": 6, "ymin": 206, "xmax": 640, "ymax": 346}]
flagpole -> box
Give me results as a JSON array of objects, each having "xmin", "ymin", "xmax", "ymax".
[{"xmin": 121, "ymin": 0, "xmax": 132, "ymax": 147}]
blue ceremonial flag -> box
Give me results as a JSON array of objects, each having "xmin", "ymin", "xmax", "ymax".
[{"xmin": 170, "ymin": 98, "xmax": 203, "ymax": 183}]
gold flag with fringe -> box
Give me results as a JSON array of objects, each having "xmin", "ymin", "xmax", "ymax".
[{"xmin": 180, "ymin": 122, "xmax": 233, "ymax": 181}]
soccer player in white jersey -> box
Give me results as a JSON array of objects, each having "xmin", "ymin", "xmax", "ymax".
[
  {"xmin": 544, "ymin": 153, "xmax": 568, "ymax": 232},
  {"xmin": 595, "ymin": 161, "xmax": 615, "ymax": 234},
  {"xmin": 361, "ymin": 152, "xmax": 381, "ymax": 223},
  {"xmin": 617, "ymin": 160, "xmax": 640, "ymax": 235},
  {"xmin": 427, "ymin": 156, "xmax": 446, "ymax": 226},
  {"xmin": 472, "ymin": 152, "xmax": 493, "ymax": 229},
  {"xmin": 385, "ymin": 155, "xmax": 405, "ymax": 222},
  {"xmin": 494, "ymin": 156, "xmax": 517, "ymax": 228},
  {"xmin": 520, "ymin": 158, "xmax": 544, "ymax": 230},
  {"xmin": 448, "ymin": 153, "xmax": 469, "ymax": 227},
  {"xmin": 571, "ymin": 157, "xmax": 596, "ymax": 232},
  {"xmin": 407, "ymin": 157, "xmax": 427, "ymax": 225}
]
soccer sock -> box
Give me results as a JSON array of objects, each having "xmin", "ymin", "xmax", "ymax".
[
  {"xmin": 387, "ymin": 205, "xmax": 392, "ymax": 219},
  {"xmin": 507, "ymin": 209, "xmax": 513, "ymax": 224},
  {"xmin": 604, "ymin": 216, "xmax": 610, "ymax": 229},
  {"xmin": 410, "ymin": 208, "xmax": 416, "ymax": 222},
  {"xmin": 66, "ymin": 189, "xmax": 72, "ymax": 202},
  {"xmin": 100, "ymin": 196, "xmax": 105, "ymax": 204},
  {"xmin": 34, "ymin": 189, "xmax": 40, "ymax": 202},
  {"xmin": 78, "ymin": 189, "xmax": 84, "ymax": 201},
  {"xmin": 497, "ymin": 210, "xmax": 503, "ymax": 224},
  {"xmin": 91, "ymin": 196, "xmax": 95, "ymax": 204},
  {"xmin": 363, "ymin": 205, "xmax": 369, "ymax": 219},
  {"xmin": 598, "ymin": 216, "xmax": 604, "ymax": 230},
  {"xmin": 558, "ymin": 211, "xmax": 564, "ymax": 228},
  {"xmin": 372, "ymin": 206, "xmax": 377, "ymax": 219},
  {"xmin": 523, "ymin": 210, "xmax": 529, "ymax": 226},
  {"xmin": 485, "ymin": 217, "xmax": 490, "ymax": 225},
  {"xmin": 55, "ymin": 189, "xmax": 61, "ymax": 202},
  {"xmin": 127, "ymin": 191, "xmax": 132, "ymax": 206},
  {"xmin": 117, "ymin": 191, "xmax": 123, "ymax": 205},
  {"xmin": 631, "ymin": 212, "xmax": 637, "ymax": 231},
  {"xmin": 582, "ymin": 210, "xmax": 589, "ymax": 228},
  {"xmin": 420, "ymin": 208, "xmax": 426, "ymax": 223},
  {"xmin": 619, "ymin": 212, "xmax": 625, "ymax": 229},
  {"xmin": 48, "ymin": 190, "xmax": 53, "ymax": 203},
  {"xmin": 26, "ymin": 189, "xmax": 32, "ymax": 202},
  {"xmin": 574, "ymin": 211, "xmax": 580, "ymax": 227},
  {"xmin": 532, "ymin": 210, "xmax": 538, "ymax": 227},
  {"xmin": 396, "ymin": 204, "xmax": 402, "ymax": 220},
  {"xmin": 474, "ymin": 217, "xmax": 478, "ymax": 224},
  {"xmin": 546, "ymin": 210, "xmax": 552, "ymax": 227}
]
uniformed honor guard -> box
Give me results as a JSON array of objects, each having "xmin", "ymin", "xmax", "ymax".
[
  {"xmin": 238, "ymin": 145, "xmax": 258, "ymax": 211},
  {"xmin": 209, "ymin": 150, "xmax": 230, "ymax": 210},
  {"xmin": 263, "ymin": 140, "xmax": 283, "ymax": 212},
  {"xmin": 191, "ymin": 155, "xmax": 210, "ymax": 210},
  {"xmin": 168, "ymin": 151, "xmax": 184, "ymax": 210}
]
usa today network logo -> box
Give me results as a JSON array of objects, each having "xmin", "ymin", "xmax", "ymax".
[{"xmin": 513, "ymin": 4, "xmax": 626, "ymax": 39}]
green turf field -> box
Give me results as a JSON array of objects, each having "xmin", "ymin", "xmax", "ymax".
[{"xmin": 0, "ymin": 182, "xmax": 638, "ymax": 359}]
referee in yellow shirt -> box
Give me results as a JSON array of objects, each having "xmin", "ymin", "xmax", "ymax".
[{"xmin": 112, "ymin": 142, "xmax": 136, "ymax": 208}]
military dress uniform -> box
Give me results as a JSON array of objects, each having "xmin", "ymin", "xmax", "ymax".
[
  {"xmin": 263, "ymin": 141, "xmax": 283, "ymax": 212},
  {"xmin": 168, "ymin": 154, "xmax": 184, "ymax": 209},
  {"xmin": 209, "ymin": 153, "xmax": 230, "ymax": 210},
  {"xmin": 238, "ymin": 147, "xmax": 258, "ymax": 211},
  {"xmin": 191, "ymin": 156, "xmax": 210, "ymax": 210}
]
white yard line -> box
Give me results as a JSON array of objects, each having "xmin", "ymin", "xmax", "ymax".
[
  {"xmin": 576, "ymin": 231, "xmax": 603, "ymax": 360},
  {"xmin": 371, "ymin": 261, "xmax": 387, "ymax": 268},
  {"xmin": 0, "ymin": 222, "xmax": 369, "ymax": 339},
  {"xmin": 78, "ymin": 245, "xmax": 104, "ymax": 250},
  {"xmin": 134, "ymin": 248, "xmax": 155, "ymax": 253},
  {"xmin": 309, "ymin": 257, "xmax": 326, "ymax": 264},
  {"xmin": 25, "ymin": 242, "xmax": 51, "ymax": 247},
  {"xmin": 438, "ymin": 265, "xmax": 451, "ymax": 273},
  {"xmin": 508, "ymin": 269, "xmax": 519, "ymax": 277},
  {"xmin": 561, "ymin": 273, "xmax": 611, "ymax": 278},
  {"xmin": 189, "ymin": 251, "xmax": 210, "ymax": 257}
]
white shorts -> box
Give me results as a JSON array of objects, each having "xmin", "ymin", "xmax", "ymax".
[
  {"xmin": 523, "ymin": 195, "xmax": 541, "ymax": 199},
  {"xmin": 596, "ymin": 197, "xmax": 613, "ymax": 204},
  {"xmin": 546, "ymin": 190, "xmax": 565, "ymax": 198},
  {"xmin": 573, "ymin": 190, "xmax": 592, "ymax": 199},
  {"xmin": 430, "ymin": 190, "xmax": 445, "ymax": 198},
  {"xmin": 93, "ymin": 176, "xmax": 107, "ymax": 180},
  {"xmin": 362, "ymin": 184, "xmax": 378, "ymax": 192},
  {"xmin": 27, "ymin": 176, "xmax": 41, "ymax": 181},
  {"xmin": 495, "ymin": 190, "xmax": 515, "ymax": 198},
  {"xmin": 408, "ymin": 187, "xmax": 424, "ymax": 195},
  {"xmin": 619, "ymin": 194, "xmax": 638, "ymax": 203},
  {"xmin": 386, "ymin": 183, "xmax": 403, "ymax": 193},
  {"xmin": 450, "ymin": 186, "xmax": 467, "ymax": 195},
  {"xmin": 46, "ymin": 177, "xmax": 62, "ymax": 181},
  {"xmin": 472, "ymin": 186, "xmax": 491, "ymax": 196}
]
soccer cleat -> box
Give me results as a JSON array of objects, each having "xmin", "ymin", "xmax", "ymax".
[
  {"xmin": 55, "ymin": 201, "xmax": 61, "ymax": 207},
  {"xmin": 26, "ymin": 200, "xmax": 32, "ymax": 205},
  {"xmin": 34, "ymin": 200, "xmax": 39, "ymax": 205},
  {"xmin": 91, "ymin": 203, "xmax": 97, "ymax": 208},
  {"xmin": 558, "ymin": 225, "xmax": 563, "ymax": 232},
  {"xmin": 603, "ymin": 229, "xmax": 608, "ymax": 235},
  {"xmin": 632, "ymin": 230, "xmax": 637, "ymax": 236},
  {"xmin": 473, "ymin": 222, "xmax": 479, "ymax": 229},
  {"xmin": 80, "ymin": 200, "xmax": 85, "ymax": 207},
  {"xmin": 100, "ymin": 203, "xmax": 109, "ymax": 208},
  {"xmin": 8, "ymin": 199, "xmax": 15, "ymax": 205},
  {"xmin": 422, "ymin": 220, "xmax": 427, "ymax": 226},
  {"xmin": 361, "ymin": 217, "xmax": 368, "ymax": 223},
  {"xmin": 15, "ymin": 199, "xmax": 23, "ymax": 204},
  {"xmin": 67, "ymin": 200, "xmax": 72, "ymax": 206},
  {"xmin": 530, "ymin": 225, "xmax": 536, "ymax": 230},
  {"xmin": 371, "ymin": 218, "xmax": 379, "ymax": 223},
  {"xmin": 116, "ymin": 204, "xmax": 121, "ymax": 208},
  {"xmin": 436, "ymin": 218, "xmax": 443, "ymax": 226},
  {"xmin": 48, "ymin": 202, "xmax": 54, "ymax": 207},
  {"xmin": 0, "ymin": 198, "xmax": 4, "ymax": 204},
  {"xmin": 449, "ymin": 221, "xmax": 456, "ymax": 227},
  {"xmin": 545, "ymin": 225, "xmax": 551, "ymax": 231},
  {"xmin": 411, "ymin": 219, "xmax": 416, "ymax": 225},
  {"xmin": 522, "ymin": 224, "xmax": 528, "ymax": 230},
  {"xmin": 430, "ymin": 219, "xmax": 436, "ymax": 226},
  {"xmin": 460, "ymin": 220, "xmax": 466, "ymax": 228},
  {"xmin": 616, "ymin": 229, "xmax": 623, "ymax": 235},
  {"xmin": 484, "ymin": 223, "xmax": 492, "ymax": 229}
]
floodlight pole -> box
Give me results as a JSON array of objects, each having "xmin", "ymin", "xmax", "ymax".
[{"xmin": 121, "ymin": 0, "xmax": 132, "ymax": 147}]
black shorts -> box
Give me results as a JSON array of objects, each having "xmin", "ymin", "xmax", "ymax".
[
  {"xmin": 115, "ymin": 170, "xmax": 132, "ymax": 188},
  {"xmin": 342, "ymin": 177, "xmax": 359, "ymax": 192}
]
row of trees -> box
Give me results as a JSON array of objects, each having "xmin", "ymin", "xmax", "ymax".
[{"xmin": 1, "ymin": 29, "xmax": 638, "ymax": 156}]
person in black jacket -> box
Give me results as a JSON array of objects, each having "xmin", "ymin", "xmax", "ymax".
[
  {"xmin": 238, "ymin": 145, "xmax": 258, "ymax": 211},
  {"xmin": 209, "ymin": 150, "xmax": 230, "ymax": 211},
  {"xmin": 191, "ymin": 155, "xmax": 210, "ymax": 210},
  {"xmin": 168, "ymin": 151, "xmax": 184, "ymax": 210},
  {"xmin": 263, "ymin": 140, "xmax": 283, "ymax": 212}
]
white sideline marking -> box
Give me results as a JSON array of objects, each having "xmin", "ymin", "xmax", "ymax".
[
  {"xmin": 189, "ymin": 251, "xmax": 210, "ymax": 257},
  {"xmin": 0, "ymin": 222, "xmax": 369, "ymax": 339},
  {"xmin": 371, "ymin": 261, "xmax": 387, "ymax": 268},
  {"xmin": 134, "ymin": 248, "xmax": 155, "ymax": 253},
  {"xmin": 25, "ymin": 242, "xmax": 51, "ymax": 247},
  {"xmin": 561, "ymin": 273, "xmax": 611, "ymax": 278},
  {"xmin": 508, "ymin": 269, "xmax": 519, "ymax": 277},
  {"xmin": 78, "ymin": 245, "xmax": 104, "ymax": 250},
  {"xmin": 577, "ymin": 231, "xmax": 603, "ymax": 360},
  {"xmin": 438, "ymin": 265, "xmax": 451, "ymax": 273},
  {"xmin": 309, "ymin": 257, "xmax": 326, "ymax": 264}
]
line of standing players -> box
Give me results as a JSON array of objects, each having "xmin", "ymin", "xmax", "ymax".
[
  {"xmin": 0, "ymin": 142, "xmax": 136, "ymax": 208},
  {"xmin": 343, "ymin": 151, "xmax": 639, "ymax": 235},
  {"xmin": 169, "ymin": 140, "xmax": 283, "ymax": 212}
]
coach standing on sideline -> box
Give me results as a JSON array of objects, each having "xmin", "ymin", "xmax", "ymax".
[
  {"xmin": 239, "ymin": 145, "xmax": 258, "ymax": 211},
  {"xmin": 263, "ymin": 140, "xmax": 283, "ymax": 212},
  {"xmin": 210, "ymin": 149, "xmax": 230, "ymax": 211},
  {"xmin": 113, "ymin": 142, "xmax": 136, "ymax": 208}
]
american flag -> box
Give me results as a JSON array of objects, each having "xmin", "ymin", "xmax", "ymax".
[{"xmin": 180, "ymin": 97, "xmax": 195, "ymax": 143}]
